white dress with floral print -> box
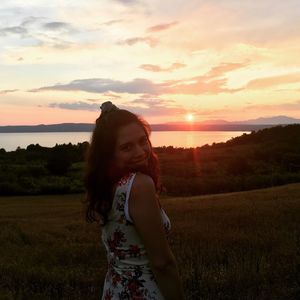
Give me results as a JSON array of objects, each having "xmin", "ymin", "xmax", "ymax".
[{"xmin": 101, "ymin": 172, "xmax": 171, "ymax": 300}]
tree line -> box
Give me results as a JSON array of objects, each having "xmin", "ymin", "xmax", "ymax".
[{"xmin": 0, "ymin": 124, "xmax": 300, "ymax": 196}]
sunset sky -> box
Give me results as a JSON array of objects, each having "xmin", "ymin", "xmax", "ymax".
[{"xmin": 1, "ymin": 0, "xmax": 300, "ymax": 125}]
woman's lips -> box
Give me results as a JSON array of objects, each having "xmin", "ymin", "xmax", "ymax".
[{"xmin": 132, "ymin": 158, "xmax": 146, "ymax": 164}]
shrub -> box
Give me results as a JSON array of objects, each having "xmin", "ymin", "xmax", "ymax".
[{"xmin": 46, "ymin": 148, "xmax": 72, "ymax": 176}]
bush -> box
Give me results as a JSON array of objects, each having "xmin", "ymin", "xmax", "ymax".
[
  {"xmin": 39, "ymin": 177, "xmax": 71, "ymax": 194},
  {"xmin": 46, "ymin": 148, "xmax": 72, "ymax": 176}
]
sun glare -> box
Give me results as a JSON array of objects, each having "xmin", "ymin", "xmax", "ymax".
[{"xmin": 185, "ymin": 114, "xmax": 194, "ymax": 122}]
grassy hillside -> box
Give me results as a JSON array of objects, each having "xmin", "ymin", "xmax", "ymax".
[
  {"xmin": 1, "ymin": 124, "xmax": 300, "ymax": 197},
  {"xmin": 0, "ymin": 184, "xmax": 300, "ymax": 299}
]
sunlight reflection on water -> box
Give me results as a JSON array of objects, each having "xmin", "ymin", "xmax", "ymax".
[{"xmin": 0, "ymin": 131, "xmax": 250, "ymax": 151}]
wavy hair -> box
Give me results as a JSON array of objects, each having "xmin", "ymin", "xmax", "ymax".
[{"xmin": 83, "ymin": 109, "xmax": 162, "ymax": 225}]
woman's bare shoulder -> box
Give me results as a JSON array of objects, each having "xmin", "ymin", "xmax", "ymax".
[{"xmin": 131, "ymin": 172, "xmax": 155, "ymax": 195}]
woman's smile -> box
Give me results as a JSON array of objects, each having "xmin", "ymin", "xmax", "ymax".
[{"xmin": 131, "ymin": 157, "xmax": 147, "ymax": 165}]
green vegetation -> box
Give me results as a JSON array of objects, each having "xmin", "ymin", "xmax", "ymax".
[
  {"xmin": 0, "ymin": 183, "xmax": 299, "ymax": 299},
  {"xmin": 1, "ymin": 124, "xmax": 300, "ymax": 196},
  {"xmin": 0, "ymin": 143, "xmax": 87, "ymax": 195}
]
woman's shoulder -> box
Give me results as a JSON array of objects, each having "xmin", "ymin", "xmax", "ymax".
[
  {"xmin": 116, "ymin": 172, "xmax": 154, "ymax": 194},
  {"xmin": 129, "ymin": 172, "xmax": 161, "ymax": 224},
  {"xmin": 131, "ymin": 172, "xmax": 155, "ymax": 194}
]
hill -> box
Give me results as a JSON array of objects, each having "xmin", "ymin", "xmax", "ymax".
[
  {"xmin": 0, "ymin": 183, "xmax": 299, "ymax": 299},
  {"xmin": 0, "ymin": 122, "xmax": 271, "ymax": 132},
  {"xmin": 0, "ymin": 124, "xmax": 299, "ymax": 196},
  {"xmin": 0, "ymin": 115, "xmax": 299, "ymax": 132}
]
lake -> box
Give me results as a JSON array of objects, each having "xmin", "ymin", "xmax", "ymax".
[{"xmin": 0, "ymin": 131, "xmax": 250, "ymax": 151}]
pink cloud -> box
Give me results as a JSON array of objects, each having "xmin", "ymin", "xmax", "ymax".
[{"xmin": 146, "ymin": 21, "xmax": 178, "ymax": 32}]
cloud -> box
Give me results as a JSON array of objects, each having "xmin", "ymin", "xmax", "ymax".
[
  {"xmin": 0, "ymin": 17, "xmax": 75, "ymax": 49},
  {"xmin": 21, "ymin": 16, "xmax": 43, "ymax": 27},
  {"xmin": 245, "ymin": 100, "xmax": 300, "ymax": 112},
  {"xmin": 29, "ymin": 78, "xmax": 161, "ymax": 94},
  {"xmin": 101, "ymin": 19, "xmax": 125, "ymax": 26},
  {"xmin": 133, "ymin": 104, "xmax": 185, "ymax": 118},
  {"xmin": 130, "ymin": 95, "xmax": 176, "ymax": 106},
  {"xmin": 41, "ymin": 21, "xmax": 76, "ymax": 38},
  {"xmin": 86, "ymin": 92, "xmax": 121, "ymax": 102},
  {"xmin": 146, "ymin": 21, "xmax": 178, "ymax": 33},
  {"xmin": 86, "ymin": 99, "xmax": 99, "ymax": 103},
  {"xmin": 139, "ymin": 64, "xmax": 162, "ymax": 72},
  {"xmin": 0, "ymin": 89, "xmax": 18, "ymax": 94},
  {"xmin": 43, "ymin": 22, "xmax": 70, "ymax": 30},
  {"xmin": 140, "ymin": 62, "xmax": 186, "ymax": 72},
  {"xmin": 29, "ymin": 62, "xmax": 249, "ymax": 96},
  {"xmin": 121, "ymin": 36, "xmax": 158, "ymax": 47},
  {"xmin": 47, "ymin": 96, "xmax": 186, "ymax": 117},
  {"xmin": 162, "ymin": 77, "xmax": 242, "ymax": 95},
  {"xmin": 122, "ymin": 96, "xmax": 187, "ymax": 118},
  {"xmin": 0, "ymin": 26, "xmax": 27, "ymax": 36},
  {"xmin": 113, "ymin": 0, "xmax": 139, "ymax": 5},
  {"xmin": 49, "ymin": 101, "xmax": 100, "ymax": 111},
  {"xmin": 206, "ymin": 62, "xmax": 248, "ymax": 78},
  {"xmin": 37, "ymin": 36, "xmax": 73, "ymax": 49},
  {"xmin": 159, "ymin": 62, "xmax": 247, "ymax": 95},
  {"xmin": 161, "ymin": 62, "xmax": 247, "ymax": 95},
  {"xmin": 246, "ymin": 73, "xmax": 300, "ymax": 89},
  {"xmin": 103, "ymin": 92, "xmax": 122, "ymax": 98}
]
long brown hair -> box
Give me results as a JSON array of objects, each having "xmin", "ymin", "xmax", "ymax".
[{"xmin": 83, "ymin": 108, "xmax": 161, "ymax": 225}]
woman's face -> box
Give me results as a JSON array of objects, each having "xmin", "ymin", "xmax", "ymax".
[{"xmin": 112, "ymin": 122, "xmax": 151, "ymax": 173}]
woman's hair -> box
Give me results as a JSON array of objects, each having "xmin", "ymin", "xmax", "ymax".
[{"xmin": 83, "ymin": 106, "xmax": 162, "ymax": 225}]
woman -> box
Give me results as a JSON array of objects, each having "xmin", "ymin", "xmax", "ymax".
[{"xmin": 84, "ymin": 101, "xmax": 185, "ymax": 300}]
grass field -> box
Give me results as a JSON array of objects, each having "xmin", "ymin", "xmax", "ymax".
[{"xmin": 0, "ymin": 183, "xmax": 300, "ymax": 299}]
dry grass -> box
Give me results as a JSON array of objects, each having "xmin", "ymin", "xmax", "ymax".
[{"xmin": 1, "ymin": 184, "xmax": 300, "ymax": 299}]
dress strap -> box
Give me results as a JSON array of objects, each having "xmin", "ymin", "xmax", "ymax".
[{"xmin": 124, "ymin": 173, "xmax": 136, "ymax": 223}]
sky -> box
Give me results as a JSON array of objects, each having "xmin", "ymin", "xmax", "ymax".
[{"xmin": 1, "ymin": 0, "xmax": 300, "ymax": 125}]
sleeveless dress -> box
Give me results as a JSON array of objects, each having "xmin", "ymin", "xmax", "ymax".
[{"xmin": 101, "ymin": 172, "xmax": 171, "ymax": 300}]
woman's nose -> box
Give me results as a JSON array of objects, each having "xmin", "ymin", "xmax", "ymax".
[{"xmin": 134, "ymin": 145, "xmax": 146, "ymax": 157}]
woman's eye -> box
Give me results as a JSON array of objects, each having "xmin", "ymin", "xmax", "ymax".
[
  {"xmin": 122, "ymin": 145, "xmax": 132, "ymax": 151},
  {"xmin": 140, "ymin": 137, "xmax": 148, "ymax": 144}
]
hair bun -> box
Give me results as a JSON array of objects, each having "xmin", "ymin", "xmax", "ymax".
[{"xmin": 100, "ymin": 101, "xmax": 119, "ymax": 114}]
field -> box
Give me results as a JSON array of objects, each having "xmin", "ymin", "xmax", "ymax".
[{"xmin": 0, "ymin": 183, "xmax": 300, "ymax": 299}]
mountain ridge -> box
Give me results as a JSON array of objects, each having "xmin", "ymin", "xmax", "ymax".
[{"xmin": 0, "ymin": 116, "xmax": 299, "ymax": 132}]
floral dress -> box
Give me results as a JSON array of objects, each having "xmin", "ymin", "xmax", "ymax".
[{"xmin": 101, "ymin": 172, "xmax": 171, "ymax": 300}]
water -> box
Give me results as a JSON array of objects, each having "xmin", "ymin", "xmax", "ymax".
[{"xmin": 0, "ymin": 131, "xmax": 250, "ymax": 151}]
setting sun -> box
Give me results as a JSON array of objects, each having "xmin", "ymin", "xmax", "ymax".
[{"xmin": 185, "ymin": 114, "xmax": 194, "ymax": 122}]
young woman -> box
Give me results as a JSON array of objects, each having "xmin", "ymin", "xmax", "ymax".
[{"xmin": 84, "ymin": 101, "xmax": 185, "ymax": 299}]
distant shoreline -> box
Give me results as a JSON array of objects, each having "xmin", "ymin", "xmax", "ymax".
[{"xmin": 0, "ymin": 123, "xmax": 279, "ymax": 133}]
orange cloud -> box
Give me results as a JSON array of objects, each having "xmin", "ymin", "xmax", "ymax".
[
  {"xmin": 206, "ymin": 62, "xmax": 248, "ymax": 78},
  {"xmin": 103, "ymin": 92, "xmax": 122, "ymax": 98},
  {"xmin": 140, "ymin": 62, "xmax": 185, "ymax": 72},
  {"xmin": 159, "ymin": 62, "xmax": 247, "ymax": 95},
  {"xmin": 244, "ymin": 100, "xmax": 300, "ymax": 112},
  {"xmin": 161, "ymin": 77, "xmax": 242, "ymax": 95},
  {"xmin": 246, "ymin": 73, "xmax": 300, "ymax": 89}
]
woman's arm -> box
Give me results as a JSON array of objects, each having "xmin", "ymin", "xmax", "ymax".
[{"xmin": 129, "ymin": 173, "xmax": 185, "ymax": 300}]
